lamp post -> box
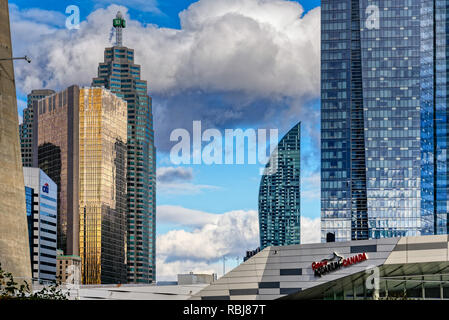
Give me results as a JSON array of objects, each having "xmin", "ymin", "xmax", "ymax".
[{"xmin": 0, "ymin": 55, "xmax": 31, "ymax": 63}]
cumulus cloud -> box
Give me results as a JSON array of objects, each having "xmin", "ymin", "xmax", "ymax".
[
  {"xmin": 301, "ymin": 172, "xmax": 320, "ymax": 201},
  {"xmin": 301, "ymin": 216, "xmax": 320, "ymax": 244},
  {"xmin": 156, "ymin": 167, "xmax": 219, "ymax": 195},
  {"xmin": 157, "ymin": 166, "xmax": 193, "ymax": 183},
  {"xmin": 11, "ymin": 1, "xmax": 320, "ymax": 96},
  {"xmin": 95, "ymin": 0, "xmax": 161, "ymax": 14},
  {"xmin": 10, "ymin": 0, "xmax": 320, "ymax": 152},
  {"xmin": 157, "ymin": 206, "xmax": 259, "ymax": 280},
  {"xmin": 156, "ymin": 205, "xmax": 321, "ymax": 280},
  {"xmin": 158, "ymin": 208, "xmax": 259, "ymax": 262},
  {"xmin": 157, "ymin": 205, "xmax": 219, "ymax": 227}
]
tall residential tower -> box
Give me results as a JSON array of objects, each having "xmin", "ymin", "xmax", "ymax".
[
  {"xmin": 259, "ymin": 122, "xmax": 301, "ymax": 249},
  {"xmin": 321, "ymin": 1, "xmax": 449, "ymax": 242},
  {"xmin": 92, "ymin": 12, "xmax": 156, "ymax": 283}
]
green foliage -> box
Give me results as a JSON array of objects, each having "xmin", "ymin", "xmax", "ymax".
[{"xmin": 0, "ymin": 263, "xmax": 68, "ymax": 300}]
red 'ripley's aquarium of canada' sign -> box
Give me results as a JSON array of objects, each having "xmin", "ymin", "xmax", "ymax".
[{"xmin": 311, "ymin": 252, "xmax": 368, "ymax": 277}]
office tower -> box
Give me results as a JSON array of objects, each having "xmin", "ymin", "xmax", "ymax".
[
  {"xmin": 20, "ymin": 89, "xmax": 55, "ymax": 167},
  {"xmin": 23, "ymin": 167, "xmax": 58, "ymax": 284},
  {"xmin": 420, "ymin": 1, "xmax": 449, "ymax": 236},
  {"xmin": 33, "ymin": 86, "xmax": 128, "ymax": 284},
  {"xmin": 258, "ymin": 122, "xmax": 301, "ymax": 249},
  {"xmin": 0, "ymin": 0, "xmax": 32, "ymax": 283},
  {"xmin": 92, "ymin": 12, "xmax": 156, "ymax": 283},
  {"xmin": 321, "ymin": 1, "xmax": 448, "ymax": 242},
  {"xmin": 78, "ymin": 87, "xmax": 127, "ymax": 284},
  {"xmin": 33, "ymin": 85, "xmax": 80, "ymax": 257}
]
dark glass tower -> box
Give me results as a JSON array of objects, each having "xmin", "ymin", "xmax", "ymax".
[
  {"xmin": 92, "ymin": 12, "xmax": 156, "ymax": 283},
  {"xmin": 321, "ymin": 0, "xmax": 449, "ymax": 242},
  {"xmin": 20, "ymin": 89, "xmax": 55, "ymax": 167},
  {"xmin": 258, "ymin": 122, "xmax": 301, "ymax": 249}
]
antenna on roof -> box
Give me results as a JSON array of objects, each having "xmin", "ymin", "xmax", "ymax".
[{"xmin": 113, "ymin": 11, "xmax": 126, "ymax": 46}]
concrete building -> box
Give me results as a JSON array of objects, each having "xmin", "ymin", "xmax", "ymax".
[
  {"xmin": 19, "ymin": 89, "xmax": 55, "ymax": 167},
  {"xmin": 92, "ymin": 12, "xmax": 156, "ymax": 284},
  {"xmin": 259, "ymin": 122, "xmax": 301, "ymax": 249},
  {"xmin": 0, "ymin": 0, "xmax": 32, "ymax": 283},
  {"xmin": 33, "ymin": 86, "xmax": 128, "ymax": 284},
  {"xmin": 178, "ymin": 273, "xmax": 217, "ymax": 285},
  {"xmin": 191, "ymin": 234, "xmax": 449, "ymax": 300},
  {"xmin": 56, "ymin": 250, "xmax": 81, "ymax": 286},
  {"xmin": 23, "ymin": 167, "xmax": 58, "ymax": 284}
]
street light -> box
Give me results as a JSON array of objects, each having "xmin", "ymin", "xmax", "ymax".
[{"xmin": 0, "ymin": 55, "xmax": 31, "ymax": 63}]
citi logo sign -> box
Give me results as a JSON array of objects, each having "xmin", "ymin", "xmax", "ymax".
[{"xmin": 42, "ymin": 183, "xmax": 49, "ymax": 194}]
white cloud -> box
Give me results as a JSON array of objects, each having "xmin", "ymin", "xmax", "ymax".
[
  {"xmin": 301, "ymin": 216, "xmax": 320, "ymax": 244},
  {"xmin": 157, "ymin": 206, "xmax": 259, "ymax": 280},
  {"xmin": 158, "ymin": 208, "xmax": 259, "ymax": 262},
  {"xmin": 301, "ymin": 172, "xmax": 320, "ymax": 201},
  {"xmin": 10, "ymin": 0, "xmax": 320, "ymax": 98},
  {"xmin": 95, "ymin": 0, "xmax": 161, "ymax": 14},
  {"xmin": 157, "ymin": 205, "xmax": 219, "ymax": 227},
  {"xmin": 158, "ymin": 181, "xmax": 220, "ymax": 195},
  {"xmin": 157, "ymin": 166, "xmax": 193, "ymax": 182},
  {"xmin": 156, "ymin": 205, "xmax": 321, "ymax": 280}
]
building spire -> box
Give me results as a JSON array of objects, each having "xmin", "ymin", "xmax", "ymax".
[{"xmin": 113, "ymin": 11, "xmax": 126, "ymax": 46}]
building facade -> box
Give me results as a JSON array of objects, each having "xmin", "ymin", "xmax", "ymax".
[
  {"xmin": 78, "ymin": 87, "xmax": 128, "ymax": 284},
  {"xmin": 258, "ymin": 122, "xmax": 301, "ymax": 249},
  {"xmin": 33, "ymin": 86, "xmax": 128, "ymax": 284},
  {"xmin": 20, "ymin": 89, "xmax": 55, "ymax": 167},
  {"xmin": 92, "ymin": 12, "xmax": 156, "ymax": 283},
  {"xmin": 321, "ymin": 0, "xmax": 449, "ymax": 242},
  {"xmin": 56, "ymin": 250, "xmax": 81, "ymax": 286},
  {"xmin": 23, "ymin": 167, "xmax": 58, "ymax": 284},
  {"xmin": 191, "ymin": 234, "xmax": 449, "ymax": 300},
  {"xmin": 33, "ymin": 85, "xmax": 80, "ymax": 256},
  {"xmin": 0, "ymin": 0, "xmax": 32, "ymax": 283}
]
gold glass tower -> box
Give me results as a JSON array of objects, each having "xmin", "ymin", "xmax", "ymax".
[{"xmin": 79, "ymin": 88, "xmax": 128, "ymax": 284}]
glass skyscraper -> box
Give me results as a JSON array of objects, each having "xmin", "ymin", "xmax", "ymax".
[
  {"xmin": 33, "ymin": 85, "xmax": 128, "ymax": 284},
  {"xmin": 321, "ymin": 0, "xmax": 449, "ymax": 242},
  {"xmin": 20, "ymin": 89, "xmax": 55, "ymax": 167},
  {"xmin": 259, "ymin": 122, "xmax": 301, "ymax": 249},
  {"xmin": 78, "ymin": 88, "xmax": 128, "ymax": 284},
  {"xmin": 92, "ymin": 12, "xmax": 156, "ymax": 283}
]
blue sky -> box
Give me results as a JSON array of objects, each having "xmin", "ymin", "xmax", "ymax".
[{"xmin": 10, "ymin": 0, "xmax": 321, "ymax": 280}]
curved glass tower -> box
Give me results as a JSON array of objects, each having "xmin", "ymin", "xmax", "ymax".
[{"xmin": 258, "ymin": 122, "xmax": 301, "ymax": 249}]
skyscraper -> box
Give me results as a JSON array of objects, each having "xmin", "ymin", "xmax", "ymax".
[
  {"xmin": 92, "ymin": 12, "xmax": 156, "ymax": 283},
  {"xmin": 321, "ymin": 1, "xmax": 449, "ymax": 242},
  {"xmin": 33, "ymin": 85, "xmax": 80, "ymax": 257},
  {"xmin": 33, "ymin": 86, "xmax": 128, "ymax": 284},
  {"xmin": 259, "ymin": 122, "xmax": 301, "ymax": 249},
  {"xmin": 20, "ymin": 89, "xmax": 55, "ymax": 167},
  {"xmin": 78, "ymin": 87, "xmax": 127, "ymax": 284},
  {"xmin": 0, "ymin": 0, "xmax": 32, "ymax": 283},
  {"xmin": 23, "ymin": 167, "xmax": 58, "ymax": 284}
]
